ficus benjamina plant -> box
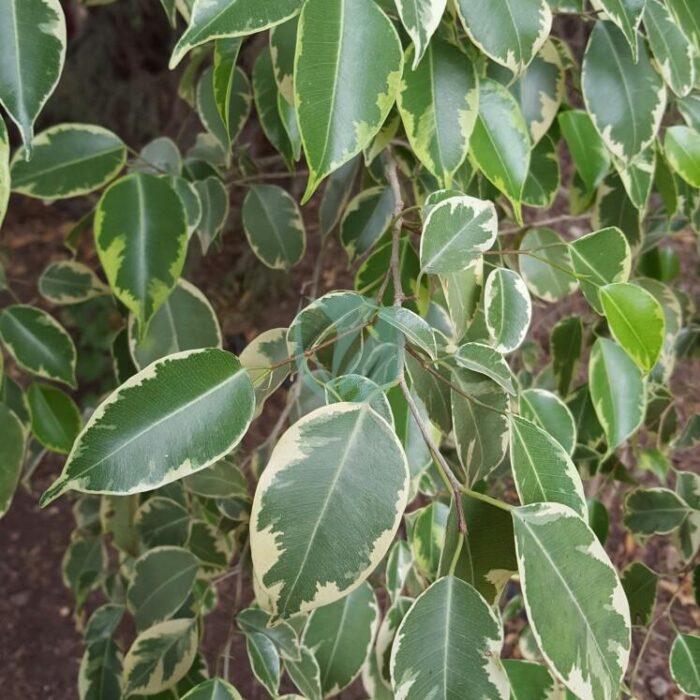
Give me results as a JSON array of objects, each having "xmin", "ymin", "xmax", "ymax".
[{"xmin": 0, "ymin": 0, "xmax": 699, "ymax": 698}]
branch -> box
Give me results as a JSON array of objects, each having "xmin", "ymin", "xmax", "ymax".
[{"xmin": 385, "ymin": 154, "xmax": 405, "ymax": 307}]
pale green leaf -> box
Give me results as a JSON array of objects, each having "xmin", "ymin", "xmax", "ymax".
[
  {"xmin": 454, "ymin": 341, "xmax": 516, "ymax": 395},
  {"xmin": 193, "ymin": 176, "xmax": 229, "ymax": 255},
  {"xmin": 38, "ymin": 261, "xmax": 109, "ymax": 305},
  {"xmin": 484, "ymin": 268, "xmax": 532, "ymax": 353},
  {"xmin": 0, "ymin": 403, "xmax": 25, "ymax": 518},
  {"xmin": 240, "ymin": 327, "xmax": 290, "ymax": 414},
  {"xmin": 519, "ymin": 227, "xmax": 577, "ymax": 302}
]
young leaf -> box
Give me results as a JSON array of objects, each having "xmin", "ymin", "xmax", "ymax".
[
  {"xmin": 420, "ymin": 194, "xmax": 497, "ymax": 274},
  {"xmin": 10, "ymin": 124, "xmax": 126, "ymax": 199},
  {"xmin": 0, "ymin": 0, "xmax": 66, "ymax": 145},
  {"xmin": 455, "ymin": 0, "xmax": 552, "ymax": 74},
  {"xmin": 27, "ymin": 382, "xmax": 81, "ymax": 454},
  {"xmin": 600, "ymin": 282, "xmax": 665, "ymax": 373},
  {"xmin": 484, "ymin": 268, "xmax": 532, "ymax": 353},
  {"xmin": 242, "ymin": 184, "xmax": 306, "ymax": 269},
  {"xmin": 644, "ymin": 0, "xmax": 695, "ymax": 98},
  {"xmin": 240, "ymin": 327, "xmax": 290, "ymax": 413},
  {"xmin": 295, "ymin": 0, "xmax": 403, "ymax": 201},
  {"xmin": 137, "ymin": 136, "xmax": 182, "ymax": 176},
  {"xmin": 513, "ymin": 503, "xmax": 631, "ymax": 700},
  {"xmin": 519, "ymin": 227, "xmax": 577, "ymax": 302},
  {"xmin": 510, "ymin": 414, "xmax": 587, "ymax": 517},
  {"xmin": 122, "ymin": 618, "xmax": 198, "ymax": 696},
  {"xmin": 193, "ymin": 176, "xmax": 229, "ymax": 254},
  {"xmin": 454, "ymin": 342, "xmax": 516, "ymax": 395},
  {"xmin": 589, "ymin": 338, "xmax": 645, "ymax": 449},
  {"xmin": 397, "ymin": 38, "xmax": 478, "ymax": 186},
  {"xmin": 302, "ymin": 581, "xmax": 379, "ymax": 696},
  {"xmin": 127, "ymin": 546, "xmax": 200, "ymax": 631},
  {"xmin": 519, "ymin": 388, "xmax": 577, "ymax": 455},
  {"xmin": 324, "ymin": 374, "xmax": 393, "ymax": 425},
  {"xmin": 0, "ymin": 404, "xmax": 25, "ymax": 519},
  {"xmin": 582, "ymin": 21, "xmax": 666, "ymax": 164},
  {"xmin": 39, "ymin": 261, "xmax": 109, "ymax": 305},
  {"xmin": 670, "ymin": 633, "xmax": 700, "ymax": 696},
  {"xmin": 664, "ymin": 125, "xmax": 700, "ymax": 187},
  {"xmin": 94, "ymin": 173, "xmax": 188, "ymax": 335},
  {"xmin": 390, "ymin": 576, "xmax": 510, "ymax": 699},
  {"xmin": 40, "ymin": 348, "xmax": 255, "ymax": 505},
  {"xmin": 244, "ymin": 630, "xmax": 281, "ymax": 696},
  {"xmin": 340, "ymin": 186, "xmax": 395, "ymax": 261},
  {"xmin": 470, "ymin": 80, "xmax": 531, "ymax": 222},
  {"xmin": 0, "ymin": 304, "xmax": 77, "ymax": 387},
  {"xmin": 569, "ymin": 227, "xmax": 631, "ymax": 314},
  {"xmin": 377, "ymin": 306, "xmax": 437, "ymax": 359},
  {"xmin": 623, "ymin": 487, "xmax": 691, "ymax": 535},
  {"xmin": 170, "ymin": 0, "xmax": 303, "ymax": 68},
  {"xmin": 250, "ymin": 403, "xmax": 409, "ymax": 617}
]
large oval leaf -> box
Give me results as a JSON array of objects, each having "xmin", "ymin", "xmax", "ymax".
[
  {"xmin": 582, "ymin": 21, "xmax": 666, "ymax": 163},
  {"xmin": 242, "ymin": 184, "xmax": 306, "ymax": 269},
  {"xmin": 170, "ymin": 0, "xmax": 303, "ymax": 68},
  {"xmin": 40, "ymin": 348, "xmax": 255, "ymax": 505},
  {"xmin": 420, "ymin": 194, "xmax": 497, "ymax": 274},
  {"xmin": 0, "ymin": 304, "xmax": 77, "ymax": 387},
  {"xmin": 509, "ymin": 414, "xmax": 586, "ymax": 517},
  {"xmin": 455, "ymin": 0, "xmax": 552, "ymax": 74},
  {"xmin": 397, "ymin": 38, "xmax": 478, "ymax": 186},
  {"xmin": 600, "ymin": 282, "xmax": 665, "ymax": 373},
  {"xmin": 513, "ymin": 503, "xmax": 631, "ymax": 700},
  {"xmin": 0, "ymin": 0, "xmax": 66, "ymax": 145},
  {"xmin": 250, "ymin": 402, "xmax": 409, "ymax": 617},
  {"xmin": 295, "ymin": 0, "xmax": 403, "ymax": 202},
  {"xmin": 390, "ymin": 576, "xmax": 510, "ymax": 699},
  {"xmin": 10, "ymin": 124, "xmax": 126, "ymax": 199},
  {"xmin": 302, "ymin": 581, "xmax": 379, "ymax": 696},
  {"xmin": 128, "ymin": 279, "xmax": 222, "ymax": 370},
  {"xmin": 484, "ymin": 268, "xmax": 532, "ymax": 353},
  {"xmin": 94, "ymin": 173, "xmax": 188, "ymax": 334},
  {"xmin": 0, "ymin": 403, "xmax": 25, "ymax": 519},
  {"xmin": 470, "ymin": 79, "xmax": 531, "ymax": 222}
]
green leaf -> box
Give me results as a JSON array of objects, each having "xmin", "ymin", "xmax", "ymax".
[
  {"xmin": 484, "ymin": 268, "xmax": 532, "ymax": 353},
  {"xmin": 285, "ymin": 645, "xmax": 322, "ymax": 700},
  {"xmin": 550, "ymin": 316, "xmax": 582, "ymax": 397},
  {"xmin": 521, "ymin": 135, "xmax": 560, "ymax": 208},
  {"xmin": 582, "ymin": 21, "xmax": 666, "ymax": 164},
  {"xmin": 451, "ymin": 368, "xmax": 509, "ymax": 486},
  {"xmin": 340, "ymin": 186, "xmax": 395, "ymax": 261},
  {"xmin": 183, "ymin": 455, "xmax": 246, "ymax": 499},
  {"xmin": 213, "ymin": 39, "xmax": 249, "ymax": 135},
  {"xmin": 390, "ymin": 576, "xmax": 510, "ymax": 699},
  {"xmin": 594, "ymin": 174, "xmax": 641, "ymax": 249},
  {"xmin": 242, "ymin": 184, "xmax": 306, "ymax": 269},
  {"xmin": 252, "ymin": 47, "xmax": 296, "ymax": 168},
  {"xmin": 407, "ymin": 501, "xmax": 449, "ymax": 580},
  {"xmin": 187, "ymin": 519, "xmax": 232, "ymax": 576},
  {"xmin": 240, "ymin": 327, "xmax": 290, "ymax": 414},
  {"xmin": 569, "ymin": 226, "xmax": 631, "ymax": 314},
  {"xmin": 455, "ymin": 0, "xmax": 552, "ymax": 74},
  {"xmin": 454, "ymin": 342, "xmax": 516, "ymax": 395},
  {"xmin": 78, "ymin": 639, "xmax": 123, "ymax": 700},
  {"xmin": 250, "ymin": 403, "xmax": 409, "ymax": 616},
  {"xmin": 302, "ymin": 581, "xmax": 379, "ymax": 695},
  {"xmin": 62, "ymin": 535, "xmax": 106, "ymax": 607},
  {"xmin": 0, "ymin": 0, "xmax": 66, "ymax": 145},
  {"xmin": 670, "ymin": 633, "xmax": 700, "ymax": 696},
  {"xmin": 10, "ymin": 124, "xmax": 126, "ymax": 199},
  {"xmin": 135, "ymin": 497, "xmax": 191, "ymax": 548},
  {"xmin": 519, "ymin": 388, "xmax": 576, "ymax": 455},
  {"xmin": 170, "ymin": 0, "xmax": 303, "ymax": 68},
  {"xmin": 169, "ymin": 176, "xmax": 201, "ymax": 236},
  {"xmin": 0, "ymin": 403, "xmax": 25, "ymax": 519},
  {"xmin": 319, "ymin": 156, "xmax": 360, "ymax": 237},
  {"xmin": 377, "ymin": 306, "xmax": 437, "ymax": 359},
  {"xmin": 127, "ymin": 546, "xmax": 199, "ymax": 631},
  {"xmin": 40, "ymin": 348, "xmax": 255, "ymax": 505},
  {"xmin": 397, "ymin": 38, "xmax": 478, "ymax": 186},
  {"xmin": 197, "ymin": 67, "xmax": 231, "ymax": 156},
  {"xmin": 237, "ymin": 607, "xmax": 299, "ymax": 661},
  {"xmin": 122, "ymin": 618, "xmax": 198, "ymax": 696},
  {"xmin": 519, "ymin": 227, "xmax": 577, "ymax": 302},
  {"xmin": 600, "ymin": 282, "xmax": 665, "ymax": 373},
  {"xmin": 589, "ymin": 338, "xmax": 645, "ymax": 449},
  {"xmin": 128, "ymin": 279, "xmax": 222, "ymax": 370},
  {"xmin": 512, "ymin": 503, "xmax": 631, "ymax": 700},
  {"xmin": 558, "ymin": 109, "xmax": 611, "ymax": 193},
  {"xmin": 193, "ymin": 176, "xmax": 229, "ymax": 254},
  {"xmin": 420, "ymin": 194, "xmax": 497, "ymax": 274},
  {"xmin": 295, "ymin": 0, "xmax": 403, "ymax": 202},
  {"xmin": 270, "ymin": 17, "xmax": 297, "ymax": 105},
  {"xmin": 324, "ymin": 374, "xmax": 393, "ymax": 425},
  {"xmin": 644, "ymin": 0, "xmax": 696, "ymax": 98},
  {"xmin": 394, "ymin": 0, "xmax": 446, "ymax": 68},
  {"xmin": 615, "ymin": 145, "xmax": 656, "ymax": 210},
  {"xmin": 440, "ymin": 261, "xmax": 483, "ymax": 341},
  {"xmin": 39, "ymin": 260, "xmax": 109, "ymax": 305},
  {"xmin": 503, "ymin": 659, "xmax": 561, "ymax": 700},
  {"xmin": 181, "ymin": 678, "xmax": 243, "ymax": 700},
  {"xmin": 623, "ymin": 487, "xmax": 691, "ymax": 535},
  {"xmin": 245, "ymin": 630, "xmax": 281, "ymax": 696},
  {"xmin": 665, "ymin": 125, "xmax": 700, "ymax": 187},
  {"xmin": 0, "ymin": 304, "xmax": 77, "ymax": 387},
  {"xmin": 470, "ymin": 79, "xmax": 531, "ymax": 222},
  {"xmin": 510, "ymin": 414, "xmax": 586, "ymax": 517},
  {"xmin": 94, "ymin": 173, "xmax": 188, "ymax": 335},
  {"xmin": 375, "ymin": 596, "xmax": 413, "ymax": 688},
  {"xmin": 27, "ymin": 382, "xmax": 81, "ymax": 454},
  {"xmin": 590, "ymin": 0, "xmax": 645, "ymax": 59},
  {"xmin": 0, "ymin": 116, "xmax": 8, "ymax": 229},
  {"xmin": 136, "ymin": 136, "xmax": 182, "ymax": 176},
  {"xmin": 620, "ymin": 562, "xmax": 657, "ymax": 626},
  {"xmin": 385, "ymin": 539, "xmax": 413, "ymax": 602}
]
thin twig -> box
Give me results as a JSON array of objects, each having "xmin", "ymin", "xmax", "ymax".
[
  {"xmin": 498, "ymin": 213, "xmax": 591, "ymax": 236},
  {"xmin": 385, "ymin": 154, "xmax": 405, "ymax": 307}
]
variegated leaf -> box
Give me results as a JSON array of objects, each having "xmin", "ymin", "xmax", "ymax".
[{"xmin": 484, "ymin": 268, "xmax": 532, "ymax": 353}]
